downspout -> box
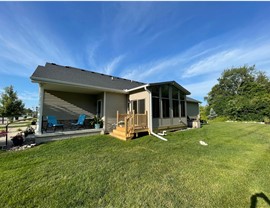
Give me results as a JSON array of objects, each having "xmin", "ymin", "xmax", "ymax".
[{"xmin": 144, "ymin": 86, "xmax": 167, "ymax": 142}]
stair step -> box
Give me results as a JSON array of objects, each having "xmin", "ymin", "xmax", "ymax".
[
  {"xmin": 110, "ymin": 132, "xmax": 133, "ymax": 141},
  {"xmin": 112, "ymin": 129, "xmax": 126, "ymax": 137}
]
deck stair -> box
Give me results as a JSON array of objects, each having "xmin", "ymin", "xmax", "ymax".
[
  {"xmin": 109, "ymin": 110, "xmax": 148, "ymax": 141},
  {"xmin": 110, "ymin": 126, "xmax": 134, "ymax": 141}
]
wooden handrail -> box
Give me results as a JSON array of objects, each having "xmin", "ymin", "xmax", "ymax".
[{"xmin": 116, "ymin": 111, "xmax": 148, "ymax": 138}]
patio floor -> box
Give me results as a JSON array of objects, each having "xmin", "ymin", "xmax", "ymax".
[{"xmin": 0, "ymin": 128, "xmax": 104, "ymax": 148}]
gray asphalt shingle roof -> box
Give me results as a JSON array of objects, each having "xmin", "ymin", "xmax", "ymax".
[
  {"xmin": 31, "ymin": 63, "xmax": 192, "ymax": 96},
  {"xmin": 186, "ymin": 97, "xmax": 201, "ymax": 103},
  {"xmin": 31, "ymin": 63, "xmax": 146, "ymax": 91}
]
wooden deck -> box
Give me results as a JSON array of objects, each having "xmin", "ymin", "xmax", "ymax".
[{"xmin": 110, "ymin": 111, "xmax": 149, "ymax": 141}]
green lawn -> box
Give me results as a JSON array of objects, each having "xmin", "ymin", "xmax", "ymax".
[{"xmin": 0, "ymin": 122, "xmax": 270, "ymax": 207}]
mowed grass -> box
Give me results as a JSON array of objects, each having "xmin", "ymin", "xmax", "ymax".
[{"xmin": 0, "ymin": 122, "xmax": 270, "ymax": 207}]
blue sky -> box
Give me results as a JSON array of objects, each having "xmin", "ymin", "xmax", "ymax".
[{"xmin": 1, "ymin": 2, "xmax": 270, "ymax": 109}]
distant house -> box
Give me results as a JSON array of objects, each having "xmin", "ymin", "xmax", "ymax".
[{"xmin": 30, "ymin": 63, "xmax": 200, "ymax": 140}]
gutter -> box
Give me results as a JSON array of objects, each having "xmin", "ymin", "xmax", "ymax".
[
  {"xmin": 144, "ymin": 86, "xmax": 167, "ymax": 142},
  {"xmin": 124, "ymin": 84, "xmax": 149, "ymax": 92}
]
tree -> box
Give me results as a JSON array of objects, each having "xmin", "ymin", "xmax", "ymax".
[
  {"xmin": 0, "ymin": 85, "xmax": 25, "ymax": 121},
  {"xmin": 208, "ymin": 108, "xmax": 218, "ymax": 119},
  {"xmin": 205, "ymin": 65, "xmax": 270, "ymax": 121}
]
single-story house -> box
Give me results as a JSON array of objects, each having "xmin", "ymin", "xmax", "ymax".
[{"xmin": 30, "ymin": 63, "xmax": 200, "ymax": 140}]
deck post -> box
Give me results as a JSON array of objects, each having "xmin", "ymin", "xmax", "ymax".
[
  {"xmin": 124, "ymin": 117, "xmax": 128, "ymax": 138},
  {"xmin": 145, "ymin": 110, "xmax": 148, "ymax": 128},
  {"xmin": 116, "ymin": 111, "xmax": 119, "ymax": 127},
  {"xmin": 132, "ymin": 110, "xmax": 135, "ymax": 129}
]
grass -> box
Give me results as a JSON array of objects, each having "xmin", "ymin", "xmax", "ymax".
[{"xmin": 0, "ymin": 122, "xmax": 270, "ymax": 207}]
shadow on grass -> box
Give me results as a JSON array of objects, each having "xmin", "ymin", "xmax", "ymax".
[{"xmin": 250, "ymin": 192, "xmax": 270, "ymax": 208}]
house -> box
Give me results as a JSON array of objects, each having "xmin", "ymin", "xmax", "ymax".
[{"xmin": 30, "ymin": 63, "xmax": 200, "ymax": 140}]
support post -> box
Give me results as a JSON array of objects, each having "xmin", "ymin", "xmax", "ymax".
[
  {"xmin": 124, "ymin": 117, "xmax": 127, "ymax": 138},
  {"xmin": 36, "ymin": 83, "xmax": 44, "ymax": 135},
  {"xmin": 116, "ymin": 111, "xmax": 119, "ymax": 127},
  {"xmin": 132, "ymin": 110, "xmax": 135, "ymax": 129}
]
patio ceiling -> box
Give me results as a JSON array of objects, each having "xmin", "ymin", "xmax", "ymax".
[{"xmin": 43, "ymin": 82, "xmax": 108, "ymax": 95}]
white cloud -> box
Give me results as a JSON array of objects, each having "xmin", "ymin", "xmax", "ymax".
[
  {"xmin": 183, "ymin": 79, "xmax": 218, "ymax": 103},
  {"xmin": 18, "ymin": 91, "xmax": 39, "ymax": 101},
  {"xmin": 103, "ymin": 55, "xmax": 125, "ymax": 75},
  {"xmin": 182, "ymin": 49, "xmax": 241, "ymax": 78},
  {"xmin": 182, "ymin": 41, "xmax": 270, "ymax": 79},
  {"xmin": 0, "ymin": 13, "xmax": 76, "ymax": 77}
]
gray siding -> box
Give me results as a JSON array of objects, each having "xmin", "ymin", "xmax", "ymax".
[
  {"xmin": 187, "ymin": 102, "xmax": 200, "ymax": 119},
  {"xmin": 129, "ymin": 90, "xmax": 150, "ymax": 113},
  {"xmin": 43, "ymin": 90, "xmax": 96, "ymax": 120},
  {"xmin": 105, "ymin": 92, "xmax": 128, "ymax": 132}
]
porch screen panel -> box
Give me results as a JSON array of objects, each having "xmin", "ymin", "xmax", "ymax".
[
  {"xmin": 172, "ymin": 86, "xmax": 179, "ymax": 117},
  {"xmin": 161, "ymin": 85, "xmax": 169, "ymax": 118},
  {"xmin": 180, "ymin": 94, "xmax": 186, "ymax": 117},
  {"xmin": 151, "ymin": 86, "xmax": 160, "ymax": 118},
  {"xmin": 173, "ymin": 100, "xmax": 179, "ymax": 117},
  {"xmin": 162, "ymin": 99, "xmax": 169, "ymax": 118},
  {"xmin": 152, "ymin": 97, "xmax": 159, "ymax": 118}
]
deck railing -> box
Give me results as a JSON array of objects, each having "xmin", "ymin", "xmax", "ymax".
[{"xmin": 116, "ymin": 110, "xmax": 148, "ymax": 138}]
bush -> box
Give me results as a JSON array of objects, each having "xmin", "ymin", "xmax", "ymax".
[{"xmin": 24, "ymin": 126, "xmax": 35, "ymax": 137}]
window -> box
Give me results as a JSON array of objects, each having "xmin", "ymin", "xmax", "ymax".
[
  {"xmin": 138, "ymin": 99, "xmax": 145, "ymax": 114},
  {"xmin": 97, "ymin": 100, "xmax": 102, "ymax": 117},
  {"xmin": 132, "ymin": 100, "xmax": 138, "ymax": 113},
  {"xmin": 131, "ymin": 99, "xmax": 145, "ymax": 114}
]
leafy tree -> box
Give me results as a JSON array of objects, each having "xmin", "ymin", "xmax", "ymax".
[
  {"xmin": 0, "ymin": 85, "xmax": 25, "ymax": 121},
  {"xmin": 205, "ymin": 65, "xmax": 270, "ymax": 121},
  {"xmin": 199, "ymin": 105, "xmax": 207, "ymax": 121}
]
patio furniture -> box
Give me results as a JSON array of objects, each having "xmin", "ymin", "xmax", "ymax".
[
  {"xmin": 46, "ymin": 116, "xmax": 64, "ymax": 132},
  {"xmin": 71, "ymin": 114, "xmax": 86, "ymax": 129}
]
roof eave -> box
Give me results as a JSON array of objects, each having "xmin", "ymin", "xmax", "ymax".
[{"xmin": 30, "ymin": 76, "xmax": 128, "ymax": 94}]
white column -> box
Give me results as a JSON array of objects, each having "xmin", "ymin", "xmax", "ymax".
[
  {"xmin": 36, "ymin": 83, "xmax": 44, "ymax": 135},
  {"xmin": 103, "ymin": 92, "xmax": 107, "ymax": 132}
]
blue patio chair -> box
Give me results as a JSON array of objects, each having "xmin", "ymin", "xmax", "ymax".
[
  {"xmin": 71, "ymin": 114, "xmax": 86, "ymax": 129},
  {"xmin": 46, "ymin": 116, "xmax": 64, "ymax": 132}
]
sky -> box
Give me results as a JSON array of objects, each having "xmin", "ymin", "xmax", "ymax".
[{"xmin": 1, "ymin": 1, "xmax": 270, "ymax": 109}]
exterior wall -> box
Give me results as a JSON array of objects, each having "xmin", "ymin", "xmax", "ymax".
[
  {"xmin": 105, "ymin": 92, "xmax": 128, "ymax": 132},
  {"xmin": 129, "ymin": 90, "xmax": 150, "ymax": 114},
  {"xmin": 43, "ymin": 90, "xmax": 96, "ymax": 120},
  {"xmin": 187, "ymin": 102, "xmax": 200, "ymax": 119}
]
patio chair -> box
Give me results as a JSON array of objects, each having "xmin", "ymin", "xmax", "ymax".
[
  {"xmin": 71, "ymin": 114, "xmax": 86, "ymax": 129},
  {"xmin": 46, "ymin": 116, "xmax": 64, "ymax": 132}
]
